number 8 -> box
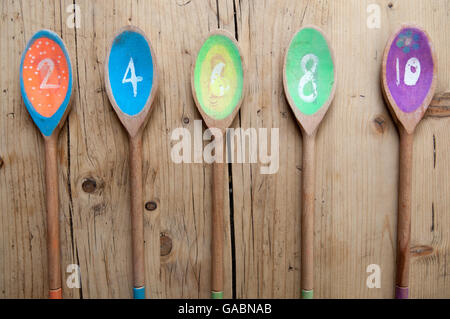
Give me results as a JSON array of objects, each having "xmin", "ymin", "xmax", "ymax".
[{"xmin": 298, "ymin": 54, "xmax": 319, "ymax": 103}]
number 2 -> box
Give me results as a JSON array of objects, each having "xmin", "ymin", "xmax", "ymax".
[{"xmin": 37, "ymin": 58, "xmax": 60, "ymax": 89}]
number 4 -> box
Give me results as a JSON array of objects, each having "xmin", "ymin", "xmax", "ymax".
[{"xmin": 122, "ymin": 57, "xmax": 143, "ymax": 97}]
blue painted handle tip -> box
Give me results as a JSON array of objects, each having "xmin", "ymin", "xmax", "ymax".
[{"xmin": 133, "ymin": 286, "xmax": 146, "ymax": 299}]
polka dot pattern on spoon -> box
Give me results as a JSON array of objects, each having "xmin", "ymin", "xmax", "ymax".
[{"xmin": 22, "ymin": 37, "xmax": 69, "ymax": 118}]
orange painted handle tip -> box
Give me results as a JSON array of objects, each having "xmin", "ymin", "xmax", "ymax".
[{"xmin": 49, "ymin": 288, "xmax": 62, "ymax": 299}]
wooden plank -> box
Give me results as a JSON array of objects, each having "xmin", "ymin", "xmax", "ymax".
[
  {"xmin": 232, "ymin": 0, "xmax": 450, "ymax": 299},
  {"xmin": 0, "ymin": 0, "xmax": 449, "ymax": 299}
]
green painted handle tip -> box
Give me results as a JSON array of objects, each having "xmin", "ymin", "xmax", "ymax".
[
  {"xmin": 302, "ymin": 289, "xmax": 314, "ymax": 299},
  {"xmin": 211, "ymin": 291, "xmax": 223, "ymax": 299}
]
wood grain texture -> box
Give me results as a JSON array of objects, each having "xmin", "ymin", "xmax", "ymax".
[
  {"xmin": 426, "ymin": 92, "xmax": 450, "ymax": 118},
  {"xmin": 0, "ymin": 0, "xmax": 449, "ymax": 299}
]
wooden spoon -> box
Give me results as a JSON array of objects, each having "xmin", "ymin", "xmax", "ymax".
[
  {"xmin": 105, "ymin": 25, "xmax": 158, "ymax": 299},
  {"xmin": 191, "ymin": 29, "xmax": 245, "ymax": 299},
  {"xmin": 283, "ymin": 25, "xmax": 337, "ymax": 299},
  {"xmin": 20, "ymin": 30, "xmax": 74, "ymax": 299},
  {"xmin": 381, "ymin": 24, "xmax": 437, "ymax": 299}
]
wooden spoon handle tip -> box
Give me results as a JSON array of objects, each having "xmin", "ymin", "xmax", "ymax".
[
  {"xmin": 49, "ymin": 288, "xmax": 62, "ymax": 299},
  {"xmin": 211, "ymin": 291, "xmax": 224, "ymax": 299},
  {"xmin": 301, "ymin": 289, "xmax": 314, "ymax": 299},
  {"xmin": 395, "ymin": 286, "xmax": 409, "ymax": 299}
]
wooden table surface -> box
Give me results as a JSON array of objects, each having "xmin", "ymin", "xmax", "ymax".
[{"xmin": 0, "ymin": 0, "xmax": 449, "ymax": 298}]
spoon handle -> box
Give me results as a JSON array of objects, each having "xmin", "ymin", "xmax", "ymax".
[
  {"xmin": 211, "ymin": 137, "xmax": 225, "ymax": 299},
  {"xmin": 395, "ymin": 127, "xmax": 413, "ymax": 299},
  {"xmin": 44, "ymin": 136, "xmax": 62, "ymax": 299},
  {"xmin": 129, "ymin": 134, "xmax": 146, "ymax": 299},
  {"xmin": 301, "ymin": 133, "xmax": 316, "ymax": 299}
]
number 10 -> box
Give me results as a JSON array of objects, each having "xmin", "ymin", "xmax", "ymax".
[{"xmin": 396, "ymin": 57, "xmax": 421, "ymax": 87}]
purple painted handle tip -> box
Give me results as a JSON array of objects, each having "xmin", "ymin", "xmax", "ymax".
[{"xmin": 395, "ymin": 286, "xmax": 409, "ymax": 299}]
